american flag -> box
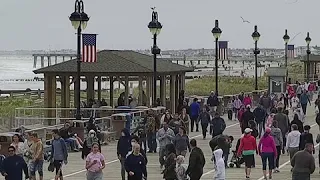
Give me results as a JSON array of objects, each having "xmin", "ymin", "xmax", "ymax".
[
  {"xmin": 82, "ymin": 34, "xmax": 97, "ymax": 62},
  {"xmin": 287, "ymin": 44, "xmax": 295, "ymax": 59},
  {"xmin": 218, "ymin": 41, "xmax": 228, "ymax": 62}
]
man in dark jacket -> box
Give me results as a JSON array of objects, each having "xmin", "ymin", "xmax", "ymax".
[
  {"xmin": 186, "ymin": 139, "xmax": 205, "ymax": 180},
  {"xmin": 117, "ymin": 128, "xmax": 132, "ymax": 180},
  {"xmin": 259, "ymin": 93, "xmax": 272, "ymax": 113},
  {"xmin": 291, "ymin": 143, "xmax": 315, "ymax": 180},
  {"xmin": 253, "ymin": 104, "xmax": 267, "ymax": 138},
  {"xmin": 209, "ymin": 135, "xmax": 234, "ymax": 166},
  {"xmin": 299, "ymin": 125, "xmax": 314, "ymax": 152},
  {"xmin": 241, "ymin": 105, "xmax": 254, "ymax": 133},
  {"xmin": 274, "ymin": 107, "xmax": 289, "ymax": 153},
  {"xmin": 1, "ymin": 146, "xmax": 29, "ymax": 180},
  {"xmin": 210, "ymin": 112, "xmax": 226, "ymax": 138},
  {"xmin": 207, "ymin": 91, "xmax": 219, "ymax": 113},
  {"xmin": 125, "ymin": 143, "xmax": 147, "ymax": 180}
]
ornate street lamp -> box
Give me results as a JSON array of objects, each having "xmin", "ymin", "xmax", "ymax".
[
  {"xmin": 305, "ymin": 32, "xmax": 311, "ymax": 82},
  {"xmin": 69, "ymin": 0, "xmax": 89, "ymax": 120},
  {"xmin": 148, "ymin": 8, "xmax": 162, "ymax": 107},
  {"xmin": 211, "ymin": 20, "xmax": 222, "ymax": 95},
  {"xmin": 252, "ymin": 25, "xmax": 260, "ymax": 90},
  {"xmin": 283, "ymin": 29, "xmax": 290, "ymax": 84}
]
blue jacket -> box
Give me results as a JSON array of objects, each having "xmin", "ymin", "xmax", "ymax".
[
  {"xmin": 300, "ymin": 93, "xmax": 310, "ymax": 105},
  {"xmin": 117, "ymin": 128, "xmax": 131, "ymax": 158},
  {"xmin": 51, "ymin": 137, "xmax": 68, "ymax": 161},
  {"xmin": 1, "ymin": 155, "xmax": 28, "ymax": 180},
  {"xmin": 125, "ymin": 153, "xmax": 147, "ymax": 179},
  {"xmin": 190, "ymin": 102, "xmax": 200, "ymax": 118}
]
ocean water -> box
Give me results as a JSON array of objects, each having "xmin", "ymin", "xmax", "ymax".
[{"xmin": 0, "ymin": 55, "xmax": 273, "ymax": 91}]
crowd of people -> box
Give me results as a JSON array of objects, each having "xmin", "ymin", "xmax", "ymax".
[{"xmin": 1, "ymin": 82, "xmax": 320, "ymax": 180}]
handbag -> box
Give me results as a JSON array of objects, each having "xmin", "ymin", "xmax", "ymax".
[{"xmin": 48, "ymin": 161, "xmax": 55, "ymax": 172}]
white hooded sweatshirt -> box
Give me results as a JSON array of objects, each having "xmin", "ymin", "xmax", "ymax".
[
  {"xmin": 286, "ymin": 130, "xmax": 301, "ymax": 149},
  {"xmin": 213, "ymin": 149, "xmax": 225, "ymax": 180}
]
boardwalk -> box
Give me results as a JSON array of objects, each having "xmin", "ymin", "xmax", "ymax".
[{"xmin": 1, "ymin": 108, "xmax": 320, "ymax": 180}]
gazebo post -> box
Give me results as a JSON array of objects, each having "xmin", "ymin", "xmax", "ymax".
[
  {"xmin": 44, "ymin": 73, "xmax": 56, "ymax": 125},
  {"xmin": 60, "ymin": 75, "xmax": 70, "ymax": 120},
  {"xmin": 109, "ymin": 76, "xmax": 114, "ymax": 107},
  {"xmin": 124, "ymin": 75, "xmax": 129, "ymax": 105},
  {"xmin": 175, "ymin": 74, "xmax": 179, "ymax": 110},
  {"xmin": 73, "ymin": 75, "xmax": 80, "ymax": 109},
  {"xmin": 138, "ymin": 76, "xmax": 143, "ymax": 105},
  {"xmin": 160, "ymin": 75, "xmax": 166, "ymax": 107},
  {"xmin": 180, "ymin": 74, "xmax": 185, "ymax": 91},
  {"xmin": 170, "ymin": 74, "xmax": 176, "ymax": 113},
  {"xmin": 97, "ymin": 76, "xmax": 102, "ymax": 101},
  {"xmin": 86, "ymin": 75, "xmax": 95, "ymax": 102}
]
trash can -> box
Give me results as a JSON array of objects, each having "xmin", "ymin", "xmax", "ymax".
[{"xmin": 111, "ymin": 113, "xmax": 128, "ymax": 139}]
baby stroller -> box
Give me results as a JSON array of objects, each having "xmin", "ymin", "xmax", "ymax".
[{"xmin": 228, "ymin": 139, "xmax": 244, "ymax": 168}]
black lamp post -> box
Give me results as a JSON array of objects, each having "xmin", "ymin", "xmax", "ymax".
[
  {"xmin": 252, "ymin": 25, "xmax": 260, "ymax": 90},
  {"xmin": 305, "ymin": 32, "xmax": 311, "ymax": 82},
  {"xmin": 211, "ymin": 20, "xmax": 222, "ymax": 95},
  {"xmin": 283, "ymin": 29, "xmax": 290, "ymax": 80},
  {"xmin": 69, "ymin": 0, "xmax": 89, "ymax": 120},
  {"xmin": 148, "ymin": 8, "xmax": 162, "ymax": 107}
]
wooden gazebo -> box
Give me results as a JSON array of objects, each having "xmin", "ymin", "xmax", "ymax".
[
  {"xmin": 300, "ymin": 54, "xmax": 320, "ymax": 80},
  {"xmin": 33, "ymin": 50, "xmax": 193, "ymax": 120}
]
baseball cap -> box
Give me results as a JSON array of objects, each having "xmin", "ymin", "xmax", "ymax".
[
  {"xmin": 244, "ymin": 128, "xmax": 252, "ymax": 134},
  {"xmin": 246, "ymin": 104, "xmax": 251, "ymax": 108}
]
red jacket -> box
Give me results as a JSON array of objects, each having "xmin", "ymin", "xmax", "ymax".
[{"xmin": 237, "ymin": 134, "xmax": 257, "ymax": 156}]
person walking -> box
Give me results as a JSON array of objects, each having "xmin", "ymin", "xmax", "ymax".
[
  {"xmin": 189, "ymin": 98, "xmax": 200, "ymax": 132},
  {"xmin": 211, "ymin": 112, "xmax": 226, "ymax": 138},
  {"xmin": 180, "ymin": 108, "xmax": 190, "ymax": 134},
  {"xmin": 291, "ymin": 143, "xmax": 315, "ymax": 180},
  {"xmin": 176, "ymin": 155, "xmax": 187, "ymax": 180},
  {"xmin": 0, "ymin": 146, "xmax": 29, "ymax": 180},
  {"xmin": 125, "ymin": 143, "xmax": 147, "ymax": 180},
  {"xmin": 128, "ymin": 135, "xmax": 148, "ymax": 164},
  {"xmin": 198, "ymin": 105, "xmax": 211, "ymax": 139},
  {"xmin": 233, "ymin": 96, "xmax": 242, "ymax": 121},
  {"xmin": 253, "ymin": 104, "xmax": 267, "ymax": 138},
  {"xmin": 173, "ymin": 127, "xmax": 190, "ymax": 157},
  {"xmin": 213, "ymin": 148, "xmax": 225, "ymax": 180},
  {"xmin": 299, "ymin": 125, "xmax": 314, "ymax": 151},
  {"xmin": 50, "ymin": 129, "xmax": 68, "ymax": 180},
  {"xmin": 286, "ymin": 124, "xmax": 301, "ymax": 163},
  {"xmin": 237, "ymin": 128, "xmax": 258, "ymax": 180},
  {"xmin": 241, "ymin": 105, "xmax": 254, "ymax": 133},
  {"xmin": 186, "ymin": 139, "xmax": 205, "ymax": 180},
  {"xmin": 10, "ymin": 134, "xmax": 25, "ymax": 157},
  {"xmin": 207, "ymin": 91, "xmax": 219, "ymax": 114},
  {"xmin": 290, "ymin": 114, "xmax": 304, "ymax": 133},
  {"xmin": 273, "ymin": 107, "xmax": 289, "ymax": 154},
  {"xmin": 117, "ymin": 128, "xmax": 131, "ymax": 180},
  {"xmin": 29, "ymin": 132, "xmax": 44, "ymax": 180},
  {"xmin": 270, "ymin": 121, "xmax": 283, "ymax": 173},
  {"xmin": 85, "ymin": 143, "xmax": 105, "ymax": 180},
  {"xmin": 258, "ymin": 128, "xmax": 277, "ymax": 180},
  {"xmin": 300, "ymin": 90, "xmax": 311, "ymax": 115},
  {"xmin": 156, "ymin": 121, "xmax": 175, "ymax": 170},
  {"xmin": 162, "ymin": 144, "xmax": 177, "ymax": 180},
  {"xmin": 82, "ymin": 130, "xmax": 101, "ymax": 159}
]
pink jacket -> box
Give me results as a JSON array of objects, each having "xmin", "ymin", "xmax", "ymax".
[
  {"xmin": 258, "ymin": 135, "xmax": 277, "ymax": 157},
  {"xmin": 265, "ymin": 114, "xmax": 274, "ymax": 128},
  {"xmin": 243, "ymin": 97, "xmax": 252, "ymax": 106}
]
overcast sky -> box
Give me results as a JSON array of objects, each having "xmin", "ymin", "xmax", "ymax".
[{"xmin": 0, "ymin": 0, "xmax": 318, "ymax": 50}]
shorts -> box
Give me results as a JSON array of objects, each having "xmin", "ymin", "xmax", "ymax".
[
  {"xmin": 54, "ymin": 160, "xmax": 63, "ymax": 176},
  {"xmin": 29, "ymin": 160, "xmax": 44, "ymax": 176},
  {"xmin": 243, "ymin": 154, "xmax": 254, "ymax": 168}
]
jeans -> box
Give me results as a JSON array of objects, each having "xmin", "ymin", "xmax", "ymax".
[
  {"xmin": 301, "ymin": 103, "xmax": 307, "ymax": 115},
  {"xmin": 257, "ymin": 121, "xmax": 265, "ymax": 138},
  {"xmin": 275, "ymin": 146, "xmax": 281, "ymax": 168},
  {"xmin": 292, "ymin": 172, "xmax": 310, "ymax": 180},
  {"xmin": 190, "ymin": 116, "xmax": 198, "ymax": 132},
  {"xmin": 201, "ymin": 123, "xmax": 208, "ymax": 138},
  {"xmin": 147, "ymin": 132, "xmax": 157, "ymax": 152},
  {"xmin": 159, "ymin": 147, "xmax": 166, "ymax": 166},
  {"xmin": 86, "ymin": 170, "xmax": 103, "ymax": 180},
  {"xmin": 282, "ymin": 136, "xmax": 287, "ymax": 152},
  {"xmin": 140, "ymin": 137, "xmax": 147, "ymax": 153},
  {"xmin": 288, "ymin": 147, "xmax": 299, "ymax": 162},
  {"xmin": 224, "ymin": 153, "xmax": 229, "ymax": 167},
  {"xmin": 64, "ymin": 138, "xmax": 76, "ymax": 150},
  {"xmin": 261, "ymin": 152, "xmax": 275, "ymax": 170},
  {"xmin": 120, "ymin": 157, "xmax": 126, "ymax": 180}
]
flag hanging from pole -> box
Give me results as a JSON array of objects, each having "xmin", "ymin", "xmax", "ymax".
[
  {"xmin": 218, "ymin": 41, "xmax": 228, "ymax": 60},
  {"xmin": 287, "ymin": 44, "xmax": 295, "ymax": 59},
  {"xmin": 82, "ymin": 34, "xmax": 97, "ymax": 62}
]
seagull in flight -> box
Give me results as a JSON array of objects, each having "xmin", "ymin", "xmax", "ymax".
[{"xmin": 240, "ymin": 16, "xmax": 250, "ymax": 23}]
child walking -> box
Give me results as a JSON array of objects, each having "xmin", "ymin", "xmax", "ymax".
[
  {"xmin": 176, "ymin": 155, "xmax": 188, "ymax": 180},
  {"xmin": 213, "ymin": 149, "xmax": 225, "ymax": 180}
]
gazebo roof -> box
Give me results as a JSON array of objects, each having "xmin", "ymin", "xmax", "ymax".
[
  {"xmin": 33, "ymin": 50, "xmax": 193, "ymax": 74},
  {"xmin": 301, "ymin": 54, "xmax": 320, "ymax": 62}
]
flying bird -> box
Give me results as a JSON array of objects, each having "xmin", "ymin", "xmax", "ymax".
[
  {"xmin": 285, "ymin": 0, "xmax": 298, "ymax": 4},
  {"xmin": 240, "ymin": 16, "xmax": 250, "ymax": 23},
  {"xmin": 151, "ymin": 7, "xmax": 156, "ymax": 10}
]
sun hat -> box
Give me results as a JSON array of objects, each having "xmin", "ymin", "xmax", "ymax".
[{"xmin": 244, "ymin": 128, "xmax": 252, "ymax": 134}]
